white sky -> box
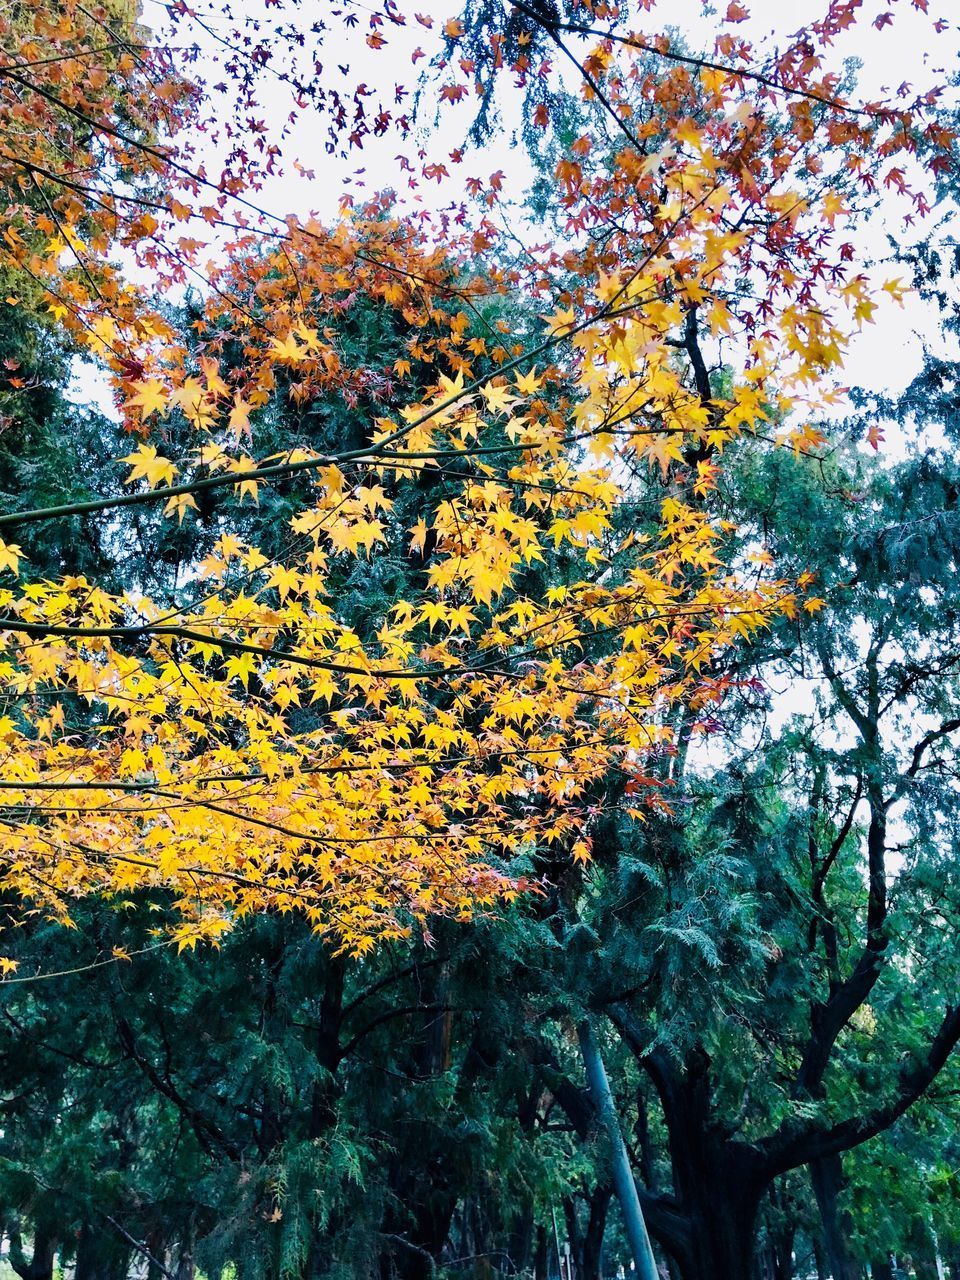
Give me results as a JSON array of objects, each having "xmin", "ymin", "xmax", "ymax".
[
  {"xmin": 84, "ymin": 0, "xmax": 956, "ymax": 416},
  {"xmin": 73, "ymin": 0, "xmax": 960, "ymax": 446}
]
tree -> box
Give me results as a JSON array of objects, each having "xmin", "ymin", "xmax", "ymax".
[
  {"xmin": 0, "ymin": 4, "xmax": 957, "ymax": 1278},
  {"xmin": 0, "ymin": 0, "xmax": 944, "ymax": 953},
  {"xmin": 528, "ymin": 426, "xmax": 960, "ymax": 1279}
]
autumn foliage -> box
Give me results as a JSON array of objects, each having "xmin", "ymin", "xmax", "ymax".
[{"xmin": 0, "ymin": 0, "xmax": 953, "ymax": 956}]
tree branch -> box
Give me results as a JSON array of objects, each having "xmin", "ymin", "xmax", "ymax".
[{"xmin": 767, "ymin": 1003, "xmax": 960, "ymax": 1173}]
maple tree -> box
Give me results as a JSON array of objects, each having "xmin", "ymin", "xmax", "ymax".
[
  {"xmin": 0, "ymin": 0, "xmax": 953, "ymax": 966},
  {"xmin": 0, "ymin": 3, "xmax": 958, "ymax": 1274}
]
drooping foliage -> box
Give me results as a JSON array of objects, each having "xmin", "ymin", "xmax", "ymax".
[
  {"xmin": 0, "ymin": 0, "xmax": 948, "ymax": 954},
  {"xmin": 1, "ymin": 4, "xmax": 960, "ymax": 1280}
]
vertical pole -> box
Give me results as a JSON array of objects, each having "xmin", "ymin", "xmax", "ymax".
[{"xmin": 577, "ymin": 1018, "xmax": 660, "ymax": 1280}]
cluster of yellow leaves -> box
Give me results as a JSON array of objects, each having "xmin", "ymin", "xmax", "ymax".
[
  {"xmin": 0, "ymin": 0, "xmax": 937, "ymax": 956},
  {"xmin": 0, "ymin": 508, "xmax": 790, "ymax": 952},
  {"xmin": 0, "ymin": 233, "xmax": 807, "ymax": 950}
]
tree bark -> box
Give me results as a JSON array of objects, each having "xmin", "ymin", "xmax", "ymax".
[
  {"xmin": 506, "ymin": 1200, "xmax": 536, "ymax": 1275},
  {"xmin": 7, "ymin": 1222, "xmax": 57, "ymax": 1280},
  {"xmin": 534, "ymin": 1224, "xmax": 549, "ymax": 1280},
  {"xmin": 582, "ymin": 1185, "xmax": 610, "ymax": 1280},
  {"xmin": 810, "ymin": 1154, "xmax": 856, "ymax": 1280},
  {"xmin": 679, "ymin": 1185, "xmax": 762, "ymax": 1280},
  {"xmin": 174, "ymin": 1235, "xmax": 195, "ymax": 1280},
  {"xmin": 74, "ymin": 1222, "xmax": 131, "ymax": 1280},
  {"xmin": 565, "ymin": 1185, "xmax": 610, "ymax": 1280},
  {"xmin": 812, "ymin": 1237, "xmax": 828, "ymax": 1280},
  {"xmin": 769, "ymin": 1227, "xmax": 795, "ymax": 1280},
  {"xmin": 606, "ymin": 1011, "xmax": 767, "ymax": 1280},
  {"xmin": 379, "ymin": 1012, "xmax": 503, "ymax": 1280}
]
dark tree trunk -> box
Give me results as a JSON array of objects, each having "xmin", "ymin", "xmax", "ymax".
[
  {"xmin": 753, "ymin": 1247, "xmax": 769, "ymax": 1280},
  {"xmin": 380, "ymin": 1191, "xmax": 456, "ymax": 1280},
  {"xmin": 764, "ymin": 1180, "xmax": 796, "ymax": 1280},
  {"xmin": 811, "ymin": 1154, "xmax": 857, "ymax": 1280},
  {"xmin": 534, "ymin": 1224, "xmax": 549, "ymax": 1280},
  {"xmin": 905, "ymin": 1217, "xmax": 941, "ymax": 1280},
  {"xmin": 756, "ymin": 1235, "xmax": 794, "ymax": 1280},
  {"xmin": 379, "ymin": 979, "xmax": 498, "ymax": 1280},
  {"xmin": 505, "ymin": 1085, "xmax": 546, "ymax": 1276},
  {"xmin": 649, "ymin": 1058, "xmax": 766, "ymax": 1280},
  {"xmin": 582, "ymin": 1186, "xmax": 610, "ymax": 1280},
  {"xmin": 309, "ymin": 952, "xmax": 345, "ymax": 1138},
  {"xmin": 506, "ymin": 1201, "xmax": 536, "ymax": 1275},
  {"xmin": 771, "ymin": 1227, "xmax": 795, "ymax": 1280},
  {"xmin": 640, "ymin": 1137, "xmax": 764, "ymax": 1280},
  {"xmin": 565, "ymin": 1187, "xmax": 610, "ymax": 1280},
  {"xmin": 174, "ymin": 1238, "xmax": 195, "ymax": 1280},
  {"xmin": 380, "ymin": 1234, "xmax": 438, "ymax": 1280},
  {"xmin": 606, "ymin": 1018, "xmax": 769, "ymax": 1280},
  {"xmin": 74, "ymin": 1222, "xmax": 131, "ymax": 1280},
  {"xmin": 634, "ymin": 1087, "xmax": 657, "ymax": 1193},
  {"xmin": 145, "ymin": 1228, "xmax": 168, "ymax": 1280},
  {"xmin": 7, "ymin": 1222, "xmax": 57, "ymax": 1280},
  {"xmin": 679, "ymin": 1188, "xmax": 762, "ymax": 1280},
  {"xmin": 564, "ymin": 1198, "xmax": 583, "ymax": 1280},
  {"xmin": 812, "ymin": 1237, "xmax": 828, "ymax": 1280}
]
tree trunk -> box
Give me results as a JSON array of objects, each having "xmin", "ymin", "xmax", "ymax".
[
  {"xmin": 7, "ymin": 1222, "xmax": 57, "ymax": 1280},
  {"xmin": 74, "ymin": 1222, "xmax": 132, "ymax": 1280},
  {"xmin": 565, "ymin": 1186, "xmax": 610, "ymax": 1280},
  {"xmin": 582, "ymin": 1185, "xmax": 610, "ymax": 1280},
  {"xmin": 680, "ymin": 1194, "xmax": 761, "ymax": 1280},
  {"xmin": 642, "ymin": 1147, "xmax": 764, "ymax": 1280},
  {"xmin": 810, "ymin": 1154, "xmax": 856, "ymax": 1280},
  {"xmin": 145, "ymin": 1228, "xmax": 168, "ymax": 1280},
  {"xmin": 908, "ymin": 1227, "xmax": 941, "ymax": 1280},
  {"xmin": 652, "ymin": 1084, "xmax": 765, "ymax": 1279},
  {"xmin": 506, "ymin": 1201, "xmax": 535, "ymax": 1275},
  {"xmin": 564, "ymin": 1197, "xmax": 583, "ymax": 1280},
  {"xmin": 380, "ymin": 1192, "xmax": 455, "ymax": 1280},
  {"xmin": 174, "ymin": 1234, "xmax": 195, "ymax": 1280},
  {"xmin": 379, "ymin": 1010, "xmax": 499, "ymax": 1280},
  {"xmin": 772, "ymin": 1228, "xmax": 795, "ymax": 1280},
  {"xmin": 812, "ymin": 1237, "xmax": 828, "ymax": 1280},
  {"xmin": 757, "ymin": 1235, "xmax": 794, "ymax": 1280},
  {"xmin": 534, "ymin": 1224, "xmax": 549, "ymax": 1280}
]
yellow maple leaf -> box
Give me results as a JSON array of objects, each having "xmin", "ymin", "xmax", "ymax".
[
  {"xmin": 480, "ymin": 380, "xmax": 516, "ymax": 414},
  {"xmin": 121, "ymin": 445, "xmax": 177, "ymax": 488},
  {"xmin": 821, "ymin": 190, "xmax": 846, "ymax": 227},
  {"xmin": 514, "ymin": 367, "xmax": 543, "ymax": 396},
  {"xmin": 164, "ymin": 492, "xmax": 198, "ymax": 523},
  {"xmin": 126, "ymin": 378, "xmax": 168, "ymax": 419},
  {"xmin": 544, "ymin": 307, "xmax": 576, "ymax": 337},
  {"xmin": 0, "ymin": 540, "xmax": 23, "ymax": 576}
]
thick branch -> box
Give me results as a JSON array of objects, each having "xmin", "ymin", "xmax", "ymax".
[{"xmin": 767, "ymin": 1003, "xmax": 960, "ymax": 1173}]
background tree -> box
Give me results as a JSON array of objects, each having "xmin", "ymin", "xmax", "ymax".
[{"xmin": 0, "ymin": 4, "xmax": 957, "ymax": 1280}]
